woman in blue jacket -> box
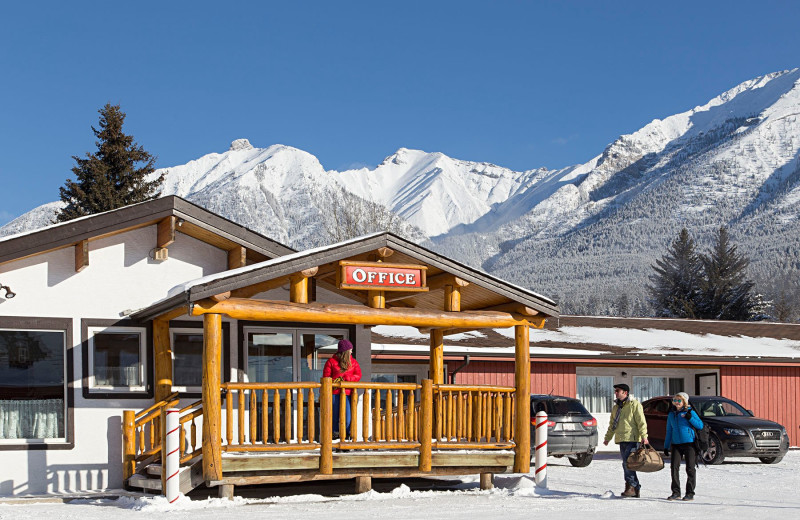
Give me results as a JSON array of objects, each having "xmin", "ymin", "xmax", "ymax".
[{"xmin": 664, "ymin": 392, "xmax": 704, "ymax": 501}]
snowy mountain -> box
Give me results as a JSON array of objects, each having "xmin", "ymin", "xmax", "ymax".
[{"xmin": 3, "ymin": 69, "xmax": 800, "ymax": 316}]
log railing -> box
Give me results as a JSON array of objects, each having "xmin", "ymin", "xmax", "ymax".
[
  {"xmin": 122, "ymin": 392, "xmax": 180, "ymax": 481},
  {"xmin": 432, "ymin": 384, "xmax": 516, "ymax": 449},
  {"xmin": 126, "ymin": 379, "xmax": 524, "ymax": 485},
  {"xmin": 221, "ymin": 382, "xmax": 321, "ymax": 451}
]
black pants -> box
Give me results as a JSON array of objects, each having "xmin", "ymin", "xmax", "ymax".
[{"xmin": 670, "ymin": 443, "xmax": 697, "ymax": 496}]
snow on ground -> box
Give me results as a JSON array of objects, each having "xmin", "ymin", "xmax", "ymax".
[{"xmin": 2, "ymin": 451, "xmax": 799, "ymax": 519}]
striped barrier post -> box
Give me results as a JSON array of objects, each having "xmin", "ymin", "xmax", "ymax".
[
  {"xmin": 165, "ymin": 408, "xmax": 180, "ymax": 503},
  {"xmin": 534, "ymin": 410, "xmax": 548, "ymax": 488}
]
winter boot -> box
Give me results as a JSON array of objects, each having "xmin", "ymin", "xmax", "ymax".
[
  {"xmin": 667, "ymin": 492, "xmax": 681, "ymax": 500},
  {"xmin": 621, "ymin": 484, "xmax": 637, "ymax": 497}
]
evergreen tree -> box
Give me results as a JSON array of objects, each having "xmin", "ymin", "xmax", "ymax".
[
  {"xmin": 697, "ymin": 227, "xmax": 757, "ymax": 320},
  {"xmin": 647, "ymin": 228, "xmax": 703, "ymax": 318},
  {"xmin": 56, "ymin": 104, "xmax": 163, "ymax": 222}
]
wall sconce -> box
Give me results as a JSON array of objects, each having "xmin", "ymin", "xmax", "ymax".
[
  {"xmin": 177, "ymin": 218, "xmax": 185, "ymax": 227},
  {"xmin": 621, "ymin": 371, "xmax": 628, "ymax": 377},
  {"xmin": 0, "ymin": 283, "xmax": 16, "ymax": 299}
]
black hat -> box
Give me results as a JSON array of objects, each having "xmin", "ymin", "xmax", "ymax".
[{"xmin": 613, "ymin": 383, "xmax": 630, "ymax": 393}]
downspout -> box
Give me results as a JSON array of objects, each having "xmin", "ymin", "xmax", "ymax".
[{"xmin": 449, "ymin": 355, "xmax": 470, "ymax": 384}]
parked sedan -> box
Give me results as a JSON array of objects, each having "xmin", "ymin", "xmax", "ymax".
[
  {"xmin": 642, "ymin": 395, "xmax": 790, "ymax": 465},
  {"xmin": 530, "ymin": 395, "xmax": 598, "ymax": 467}
]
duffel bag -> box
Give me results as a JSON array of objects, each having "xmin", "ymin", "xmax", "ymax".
[{"xmin": 626, "ymin": 445, "xmax": 664, "ymax": 472}]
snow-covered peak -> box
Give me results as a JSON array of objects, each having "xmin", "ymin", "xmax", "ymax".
[{"xmin": 229, "ymin": 138, "xmax": 253, "ymax": 151}]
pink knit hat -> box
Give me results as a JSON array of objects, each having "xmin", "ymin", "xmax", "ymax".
[{"xmin": 337, "ymin": 339, "xmax": 353, "ymax": 352}]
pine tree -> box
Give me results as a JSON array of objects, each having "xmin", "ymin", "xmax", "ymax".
[
  {"xmin": 697, "ymin": 226, "xmax": 757, "ymax": 320},
  {"xmin": 647, "ymin": 228, "xmax": 703, "ymax": 318},
  {"xmin": 56, "ymin": 104, "xmax": 164, "ymax": 222}
]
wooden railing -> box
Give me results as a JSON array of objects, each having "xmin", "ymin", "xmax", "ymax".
[
  {"xmin": 221, "ymin": 382, "xmax": 321, "ymax": 451},
  {"xmin": 122, "ymin": 392, "xmax": 179, "ymax": 480},
  {"xmin": 126, "ymin": 379, "xmax": 524, "ymax": 487},
  {"xmin": 432, "ymin": 385, "xmax": 515, "ymax": 449}
]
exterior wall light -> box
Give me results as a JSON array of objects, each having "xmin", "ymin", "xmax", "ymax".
[{"xmin": 0, "ymin": 284, "xmax": 15, "ymax": 299}]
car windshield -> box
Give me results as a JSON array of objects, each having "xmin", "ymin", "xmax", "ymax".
[
  {"xmin": 534, "ymin": 398, "xmax": 589, "ymax": 416},
  {"xmin": 695, "ymin": 398, "xmax": 750, "ymax": 417}
]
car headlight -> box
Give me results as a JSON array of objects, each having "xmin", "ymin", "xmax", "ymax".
[{"xmin": 722, "ymin": 428, "xmax": 746, "ymax": 436}]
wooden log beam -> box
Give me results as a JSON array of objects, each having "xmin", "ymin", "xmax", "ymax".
[
  {"xmin": 210, "ymin": 291, "xmax": 231, "ymax": 303},
  {"xmin": 418, "ymin": 379, "xmax": 433, "ymax": 471},
  {"xmin": 230, "ymin": 276, "xmax": 289, "ymax": 299},
  {"xmin": 426, "ymin": 273, "xmax": 469, "ymax": 292},
  {"xmin": 513, "ymin": 324, "xmax": 530, "ymax": 473},
  {"xmin": 479, "ymin": 302, "xmax": 540, "ymax": 317},
  {"xmin": 227, "ymin": 246, "xmax": 247, "ymax": 270},
  {"xmin": 153, "ymin": 305, "xmax": 189, "ymax": 323},
  {"xmin": 74, "ymin": 239, "xmax": 89, "ymax": 273},
  {"xmin": 202, "ymin": 313, "xmax": 223, "ymax": 484},
  {"xmin": 153, "ymin": 319, "xmax": 173, "ymax": 402},
  {"xmin": 320, "ymin": 377, "xmax": 333, "ymax": 474},
  {"xmin": 157, "ymin": 216, "xmax": 176, "ymax": 248},
  {"xmin": 191, "ymin": 298, "xmax": 531, "ymax": 329},
  {"xmin": 368, "ymin": 290, "xmax": 385, "ymax": 309},
  {"xmin": 122, "ymin": 410, "xmax": 135, "ymax": 481},
  {"xmin": 289, "ymin": 267, "xmax": 318, "ymax": 304}
]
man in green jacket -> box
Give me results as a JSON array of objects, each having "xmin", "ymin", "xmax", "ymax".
[{"xmin": 603, "ymin": 383, "xmax": 649, "ymax": 498}]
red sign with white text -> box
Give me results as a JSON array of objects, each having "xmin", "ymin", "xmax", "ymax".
[{"xmin": 339, "ymin": 262, "xmax": 428, "ymax": 291}]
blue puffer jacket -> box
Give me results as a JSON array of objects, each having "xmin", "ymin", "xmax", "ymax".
[{"xmin": 665, "ymin": 407, "xmax": 704, "ymax": 449}]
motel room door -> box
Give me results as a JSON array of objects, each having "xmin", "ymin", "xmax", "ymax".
[{"xmin": 696, "ymin": 372, "xmax": 718, "ymax": 396}]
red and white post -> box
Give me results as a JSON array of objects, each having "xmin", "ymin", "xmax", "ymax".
[
  {"xmin": 165, "ymin": 408, "xmax": 181, "ymax": 503},
  {"xmin": 534, "ymin": 410, "xmax": 548, "ymax": 488}
]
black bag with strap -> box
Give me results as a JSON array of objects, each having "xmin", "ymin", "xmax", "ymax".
[{"xmin": 686, "ymin": 404, "xmax": 710, "ymax": 452}]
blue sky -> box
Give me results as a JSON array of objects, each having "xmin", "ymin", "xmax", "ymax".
[{"xmin": 2, "ymin": 1, "xmax": 799, "ymax": 225}]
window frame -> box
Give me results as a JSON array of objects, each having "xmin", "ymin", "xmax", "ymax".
[
  {"xmin": 87, "ymin": 325, "xmax": 148, "ymax": 393},
  {"xmin": 170, "ymin": 327, "xmax": 209, "ymax": 393},
  {"xmin": 0, "ymin": 316, "xmax": 74, "ymax": 451},
  {"xmin": 81, "ymin": 319, "xmax": 152, "ymax": 399}
]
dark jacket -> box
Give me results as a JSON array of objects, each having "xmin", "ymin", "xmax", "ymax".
[{"xmin": 665, "ymin": 406, "xmax": 704, "ymax": 450}]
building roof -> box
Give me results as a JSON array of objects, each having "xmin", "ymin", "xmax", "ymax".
[
  {"xmin": 369, "ymin": 315, "xmax": 800, "ymax": 364},
  {"xmin": 0, "ymin": 196, "xmax": 295, "ymax": 267},
  {"xmin": 132, "ymin": 231, "xmax": 560, "ymax": 322}
]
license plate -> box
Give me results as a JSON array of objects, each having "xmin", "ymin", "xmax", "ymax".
[{"xmin": 561, "ymin": 423, "xmax": 580, "ymax": 431}]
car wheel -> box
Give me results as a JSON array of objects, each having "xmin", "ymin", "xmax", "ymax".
[
  {"xmin": 568, "ymin": 452, "xmax": 594, "ymax": 467},
  {"xmin": 703, "ymin": 434, "xmax": 725, "ymax": 465},
  {"xmin": 759, "ymin": 456, "xmax": 783, "ymax": 464}
]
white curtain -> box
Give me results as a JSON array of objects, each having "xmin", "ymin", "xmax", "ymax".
[
  {"xmin": 577, "ymin": 376, "xmax": 615, "ymax": 413},
  {"xmin": 633, "ymin": 376, "xmax": 666, "ymax": 402},
  {"xmin": 0, "ymin": 399, "xmax": 63, "ymax": 439}
]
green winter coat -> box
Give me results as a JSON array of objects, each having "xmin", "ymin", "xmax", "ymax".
[{"xmin": 604, "ymin": 398, "xmax": 648, "ymax": 444}]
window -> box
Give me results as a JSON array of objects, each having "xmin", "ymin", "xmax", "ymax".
[
  {"xmin": 88, "ymin": 326, "xmax": 147, "ymax": 392},
  {"xmin": 668, "ymin": 377, "xmax": 684, "ymax": 395},
  {"xmin": 171, "ymin": 329, "xmax": 204, "ymax": 391},
  {"xmin": 633, "ymin": 376, "xmax": 666, "ymax": 402},
  {"xmin": 0, "ymin": 328, "xmax": 67, "ymax": 442},
  {"xmin": 576, "ymin": 375, "xmax": 614, "ymax": 413}
]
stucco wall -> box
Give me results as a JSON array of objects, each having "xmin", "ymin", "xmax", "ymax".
[{"xmin": 0, "ymin": 226, "xmax": 227, "ymax": 496}]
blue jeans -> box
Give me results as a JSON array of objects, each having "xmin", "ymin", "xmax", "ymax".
[
  {"xmin": 619, "ymin": 442, "xmax": 641, "ymax": 489},
  {"xmin": 332, "ymin": 393, "xmax": 351, "ymax": 437}
]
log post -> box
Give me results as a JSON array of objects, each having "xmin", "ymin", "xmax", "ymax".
[
  {"xmin": 355, "ymin": 476, "xmax": 372, "ymax": 493},
  {"xmin": 480, "ymin": 472, "xmax": 494, "ymax": 490},
  {"xmin": 513, "ymin": 324, "xmax": 530, "ymax": 473},
  {"xmin": 289, "ymin": 275, "xmax": 309, "ymax": 304},
  {"xmin": 122, "ymin": 410, "xmax": 135, "ymax": 482},
  {"xmin": 202, "ymin": 313, "xmax": 223, "ymax": 484},
  {"xmin": 153, "ymin": 319, "xmax": 173, "ymax": 403},
  {"xmin": 320, "ymin": 377, "xmax": 333, "ymax": 474},
  {"xmin": 419, "ymin": 379, "xmax": 433, "ymax": 471},
  {"xmin": 444, "ymin": 284, "xmax": 461, "ymax": 312},
  {"xmin": 429, "ymin": 329, "xmax": 444, "ymax": 384}
]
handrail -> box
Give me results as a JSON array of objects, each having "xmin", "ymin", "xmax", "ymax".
[{"xmin": 135, "ymin": 392, "xmax": 179, "ymax": 421}]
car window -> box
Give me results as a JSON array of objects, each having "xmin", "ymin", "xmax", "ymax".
[
  {"xmin": 697, "ymin": 399, "xmax": 748, "ymax": 417},
  {"xmin": 541, "ymin": 398, "xmax": 589, "ymax": 415},
  {"xmin": 653, "ymin": 400, "xmax": 670, "ymax": 414}
]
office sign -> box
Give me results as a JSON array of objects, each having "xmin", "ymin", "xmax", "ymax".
[{"xmin": 338, "ymin": 261, "xmax": 428, "ymax": 292}]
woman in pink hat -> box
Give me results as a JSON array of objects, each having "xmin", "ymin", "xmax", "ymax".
[{"xmin": 323, "ymin": 339, "xmax": 362, "ymax": 439}]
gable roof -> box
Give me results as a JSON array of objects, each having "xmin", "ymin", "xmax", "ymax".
[
  {"xmin": 0, "ymin": 196, "xmax": 294, "ymax": 266},
  {"xmin": 132, "ymin": 232, "xmax": 560, "ymax": 321}
]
